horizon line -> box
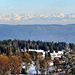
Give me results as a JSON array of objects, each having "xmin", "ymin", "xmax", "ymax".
[{"xmin": 0, "ymin": 23, "xmax": 75, "ymax": 26}]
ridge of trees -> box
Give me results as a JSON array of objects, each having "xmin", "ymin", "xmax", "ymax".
[{"xmin": 0, "ymin": 39, "xmax": 75, "ymax": 54}]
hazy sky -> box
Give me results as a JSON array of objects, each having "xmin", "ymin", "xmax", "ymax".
[
  {"xmin": 0, "ymin": 0, "xmax": 75, "ymax": 24},
  {"xmin": 0, "ymin": 0, "xmax": 75, "ymax": 14}
]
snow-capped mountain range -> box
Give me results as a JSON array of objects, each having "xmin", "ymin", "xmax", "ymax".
[{"xmin": 0, "ymin": 13, "xmax": 75, "ymax": 25}]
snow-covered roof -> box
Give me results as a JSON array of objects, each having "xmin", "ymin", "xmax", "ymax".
[
  {"xmin": 29, "ymin": 49, "xmax": 45, "ymax": 54},
  {"xmin": 29, "ymin": 49, "xmax": 46, "ymax": 58},
  {"xmin": 50, "ymin": 51, "xmax": 63, "ymax": 59},
  {"xmin": 50, "ymin": 51, "xmax": 63, "ymax": 55},
  {"xmin": 58, "ymin": 51, "xmax": 63, "ymax": 54},
  {"xmin": 50, "ymin": 62, "xmax": 54, "ymax": 66}
]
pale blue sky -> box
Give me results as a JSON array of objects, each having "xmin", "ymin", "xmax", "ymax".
[
  {"xmin": 0, "ymin": 0, "xmax": 75, "ymax": 24},
  {"xmin": 0, "ymin": 0, "xmax": 75, "ymax": 14}
]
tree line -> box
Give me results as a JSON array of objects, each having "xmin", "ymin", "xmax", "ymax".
[{"xmin": 0, "ymin": 39, "xmax": 75, "ymax": 54}]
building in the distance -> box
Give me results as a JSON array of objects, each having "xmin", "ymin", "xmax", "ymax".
[
  {"xmin": 28, "ymin": 49, "xmax": 63, "ymax": 59},
  {"xmin": 28, "ymin": 49, "xmax": 45, "ymax": 58},
  {"xmin": 50, "ymin": 51, "xmax": 63, "ymax": 60}
]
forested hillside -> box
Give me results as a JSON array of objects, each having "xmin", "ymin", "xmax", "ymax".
[{"xmin": 0, "ymin": 39, "xmax": 75, "ymax": 54}]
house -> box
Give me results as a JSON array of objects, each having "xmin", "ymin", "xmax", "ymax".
[
  {"xmin": 50, "ymin": 51, "xmax": 63, "ymax": 60},
  {"xmin": 28, "ymin": 49, "xmax": 64, "ymax": 59},
  {"xmin": 28, "ymin": 49, "xmax": 45, "ymax": 58}
]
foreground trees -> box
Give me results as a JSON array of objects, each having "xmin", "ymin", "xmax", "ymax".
[
  {"xmin": 0, "ymin": 55, "xmax": 10, "ymax": 75},
  {"xmin": 39, "ymin": 59, "xmax": 47, "ymax": 74},
  {"xmin": 21, "ymin": 52, "xmax": 32, "ymax": 74},
  {"xmin": 9, "ymin": 55, "xmax": 22, "ymax": 74},
  {"xmin": 30, "ymin": 52, "xmax": 52, "ymax": 74},
  {"xmin": 0, "ymin": 52, "xmax": 32, "ymax": 75},
  {"xmin": 0, "ymin": 39, "xmax": 75, "ymax": 74}
]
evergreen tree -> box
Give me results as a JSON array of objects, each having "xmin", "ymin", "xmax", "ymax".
[
  {"xmin": 49, "ymin": 45, "xmax": 53, "ymax": 53},
  {"xmin": 26, "ymin": 42, "xmax": 29, "ymax": 53},
  {"xmin": 44, "ymin": 43, "xmax": 48, "ymax": 51},
  {"xmin": 13, "ymin": 47, "xmax": 16, "ymax": 54},
  {"xmin": 6, "ymin": 47, "xmax": 9, "ymax": 56}
]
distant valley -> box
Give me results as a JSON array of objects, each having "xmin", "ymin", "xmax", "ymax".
[{"xmin": 0, "ymin": 24, "xmax": 75, "ymax": 43}]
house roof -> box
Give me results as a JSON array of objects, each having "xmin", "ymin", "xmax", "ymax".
[{"xmin": 29, "ymin": 49, "xmax": 45, "ymax": 53}]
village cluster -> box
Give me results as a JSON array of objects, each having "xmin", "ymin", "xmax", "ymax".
[{"xmin": 20, "ymin": 48, "xmax": 75, "ymax": 75}]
